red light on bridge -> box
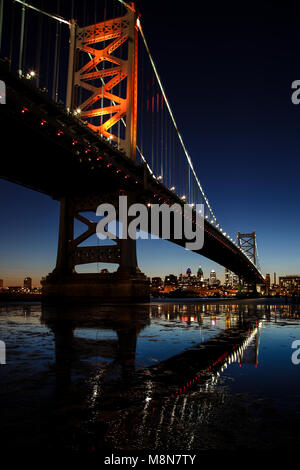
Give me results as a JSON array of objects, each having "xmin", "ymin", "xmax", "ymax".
[
  {"xmin": 56, "ymin": 130, "xmax": 64, "ymax": 136},
  {"xmin": 72, "ymin": 140, "xmax": 78, "ymax": 146},
  {"xmin": 21, "ymin": 107, "xmax": 29, "ymax": 114},
  {"xmin": 40, "ymin": 120, "xmax": 47, "ymax": 126}
]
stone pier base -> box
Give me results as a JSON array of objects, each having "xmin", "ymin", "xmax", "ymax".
[{"xmin": 41, "ymin": 271, "xmax": 150, "ymax": 302}]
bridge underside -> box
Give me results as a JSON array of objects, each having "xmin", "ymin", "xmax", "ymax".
[{"xmin": 0, "ymin": 63, "xmax": 264, "ymax": 299}]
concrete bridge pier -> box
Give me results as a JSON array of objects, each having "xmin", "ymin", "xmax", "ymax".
[{"xmin": 41, "ymin": 196, "xmax": 150, "ymax": 301}]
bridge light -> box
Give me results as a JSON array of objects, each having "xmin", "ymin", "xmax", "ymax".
[
  {"xmin": 181, "ymin": 195, "xmax": 186, "ymax": 200},
  {"xmin": 157, "ymin": 175, "xmax": 163, "ymax": 181},
  {"xmin": 147, "ymin": 203, "xmax": 151, "ymax": 207},
  {"xmin": 170, "ymin": 186, "xmax": 175, "ymax": 191},
  {"xmin": 74, "ymin": 108, "xmax": 81, "ymax": 115},
  {"xmin": 26, "ymin": 70, "xmax": 36, "ymax": 79}
]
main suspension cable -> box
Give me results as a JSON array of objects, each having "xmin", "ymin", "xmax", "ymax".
[{"xmin": 13, "ymin": 0, "xmax": 70, "ymax": 25}]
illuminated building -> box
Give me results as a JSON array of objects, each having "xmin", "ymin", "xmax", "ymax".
[
  {"xmin": 197, "ymin": 266, "xmax": 204, "ymax": 281},
  {"xmin": 225, "ymin": 268, "xmax": 233, "ymax": 287},
  {"xmin": 265, "ymin": 273, "xmax": 270, "ymax": 294},
  {"xmin": 164, "ymin": 274, "xmax": 178, "ymax": 287},
  {"xmin": 8, "ymin": 286, "xmax": 22, "ymax": 293},
  {"xmin": 209, "ymin": 270, "xmax": 218, "ymax": 286},
  {"xmin": 279, "ymin": 275, "xmax": 300, "ymax": 295},
  {"xmin": 232, "ymin": 274, "xmax": 239, "ymax": 287},
  {"xmin": 151, "ymin": 277, "xmax": 163, "ymax": 289},
  {"xmin": 24, "ymin": 277, "xmax": 32, "ymax": 291}
]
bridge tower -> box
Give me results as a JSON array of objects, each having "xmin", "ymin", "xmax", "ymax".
[
  {"xmin": 66, "ymin": 2, "xmax": 138, "ymax": 160},
  {"xmin": 237, "ymin": 232, "xmax": 257, "ymax": 265},
  {"xmin": 237, "ymin": 231, "xmax": 257, "ymax": 293},
  {"xmin": 42, "ymin": 3, "xmax": 149, "ymax": 300}
]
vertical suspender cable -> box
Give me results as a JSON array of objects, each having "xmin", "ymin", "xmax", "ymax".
[
  {"xmin": 45, "ymin": 18, "xmax": 50, "ymax": 91},
  {"xmin": 52, "ymin": 4, "xmax": 59, "ymax": 100},
  {"xmin": 9, "ymin": 1, "xmax": 15, "ymax": 69},
  {"xmin": 18, "ymin": 5, "xmax": 25, "ymax": 76},
  {"xmin": 161, "ymin": 93, "xmax": 163, "ymax": 179},
  {"xmin": 35, "ymin": 0, "xmax": 43, "ymax": 88},
  {"xmin": 0, "ymin": 0, "xmax": 3, "ymax": 53},
  {"xmin": 138, "ymin": 20, "xmax": 219, "ymax": 225}
]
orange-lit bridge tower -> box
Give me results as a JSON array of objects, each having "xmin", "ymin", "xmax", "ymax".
[
  {"xmin": 66, "ymin": 2, "xmax": 138, "ymax": 160},
  {"xmin": 42, "ymin": 3, "xmax": 149, "ymax": 300}
]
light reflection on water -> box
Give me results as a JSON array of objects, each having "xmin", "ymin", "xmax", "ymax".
[{"xmin": 0, "ymin": 300, "xmax": 300, "ymax": 452}]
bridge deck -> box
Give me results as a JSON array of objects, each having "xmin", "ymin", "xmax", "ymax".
[{"xmin": 0, "ymin": 61, "xmax": 264, "ymax": 284}]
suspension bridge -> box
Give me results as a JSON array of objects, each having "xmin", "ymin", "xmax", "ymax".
[{"xmin": 0, "ymin": 0, "xmax": 264, "ymax": 299}]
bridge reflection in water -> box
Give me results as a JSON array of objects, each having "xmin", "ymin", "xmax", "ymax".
[
  {"xmin": 39, "ymin": 301, "xmax": 265, "ymax": 451},
  {"xmin": 2, "ymin": 300, "xmax": 300, "ymax": 452}
]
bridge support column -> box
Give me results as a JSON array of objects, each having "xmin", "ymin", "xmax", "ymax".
[
  {"xmin": 41, "ymin": 194, "xmax": 149, "ymax": 301},
  {"xmin": 53, "ymin": 197, "xmax": 74, "ymax": 276}
]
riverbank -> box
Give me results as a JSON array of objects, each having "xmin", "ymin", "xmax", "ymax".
[{"xmin": 151, "ymin": 296, "xmax": 295, "ymax": 305}]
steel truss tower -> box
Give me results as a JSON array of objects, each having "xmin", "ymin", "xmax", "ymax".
[
  {"xmin": 66, "ymin": 3, "xmax": 138, "ymax": 160},
  {"xmin": 42, "ymin": 3, "xmax": 149, "ymax": 299},
  {"xmin": 237, "ymin": 232, "xmax": 257, "ymax": 265}
]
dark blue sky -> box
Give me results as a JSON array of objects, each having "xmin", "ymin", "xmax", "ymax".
[{"xmin": 1, "ymin": 0, "xmax": 300, "ymax": 285}]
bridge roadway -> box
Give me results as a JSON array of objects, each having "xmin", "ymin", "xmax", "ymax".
[{"xmin": 0, "ymin": 61, "xmax": 264, "ymax": 284}]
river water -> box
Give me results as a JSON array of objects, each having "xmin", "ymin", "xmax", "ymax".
[{"xmin": 1, "ymin": 299, "xmax": 300, "ymax": 453}]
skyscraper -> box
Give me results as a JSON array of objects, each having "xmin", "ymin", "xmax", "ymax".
[
  {"xmin": 225, "ymin": 268, "xmax": 233, "ymax": 287},
  {"xmin": 209, "ymin": 270, "xmax": 217, "ymax": 286},
  {"xmin": 232, "ymin": 274, "xmax": 239, "ymax": 287},
  {"xmin": 197, "ymin": 266, "xmax": 204, "ymax": 281},
  {"xmin": 24, "ymin": 277, "xmax": 32, "ymax": 291}
]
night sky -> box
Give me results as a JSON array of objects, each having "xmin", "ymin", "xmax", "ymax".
[{"xmin": 1, "ymin": 0, "xmax": 300, "ymax": 286}]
